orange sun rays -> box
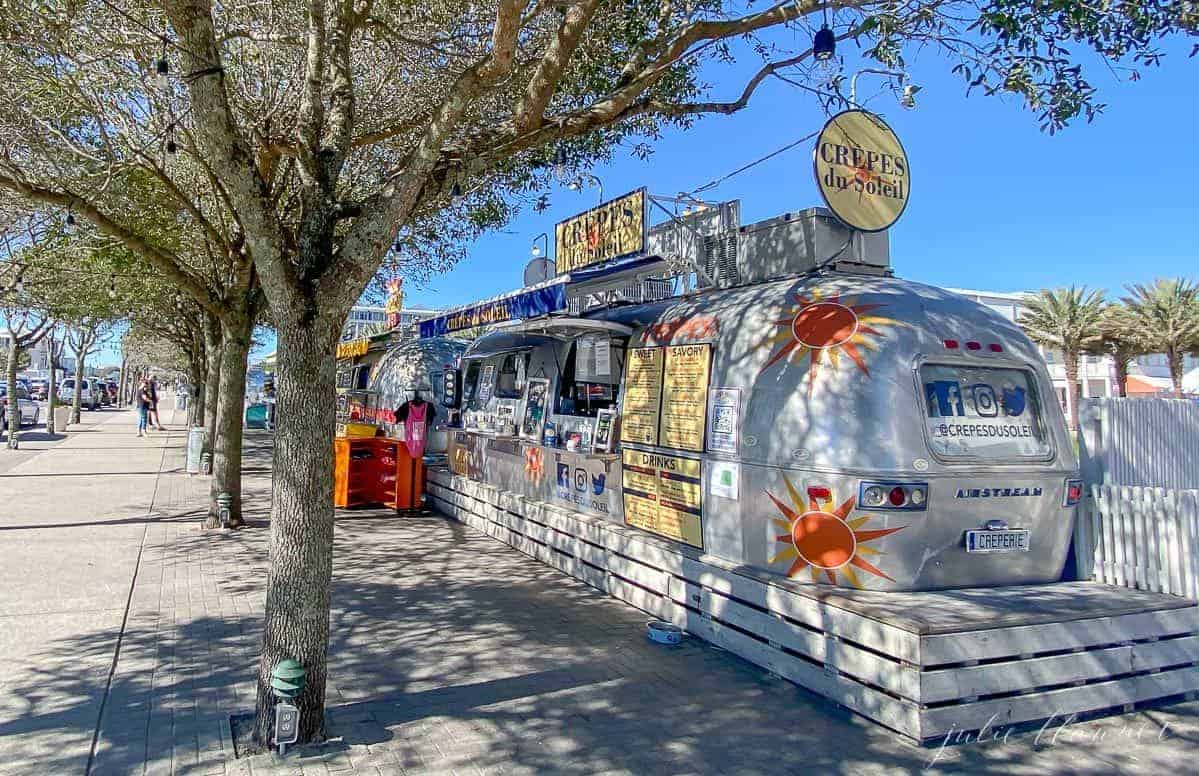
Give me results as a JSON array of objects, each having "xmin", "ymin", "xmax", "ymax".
[
  {"xmin": 767, "ymin": 476, "xmax": 906, "ymax": 587},
  {"xmin": 759, "ymin": 289, "xmax": 901, "ymax": 392}
]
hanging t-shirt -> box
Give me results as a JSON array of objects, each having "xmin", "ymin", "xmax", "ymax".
[{"xmin": 398, "ymin": 399, "xmax": 436, "ymax": 458}]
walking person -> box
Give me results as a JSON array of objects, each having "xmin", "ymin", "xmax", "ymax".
[
  {"xmin": 148, "ymin": 377, "xmax": 166, "ymax": 431},
  {"xmin": 136, "ymin": 379, "xmax": 152, "ymax": 437}
]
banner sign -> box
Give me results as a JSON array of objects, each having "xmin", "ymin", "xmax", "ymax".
[
  {"xmin": 336, "ymin": 339, "xmax": 370, "ymax": 359},
  {"xmin": 554, "ymin": 188, "xmax": 647, "ymax": 274},
  {"xmin": 622, "ymin": 449, "xmax": 704, "ymax": 548},
  {"xmin": 813, "ymin": 109, "xmax": 910, "ymax": 232},
  {"xmin": 419, "ymin": 282, "xmax": 568, "ymax": 338}
]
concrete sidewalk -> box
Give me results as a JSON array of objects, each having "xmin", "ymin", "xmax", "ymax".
[
  {"xmin": 0, "ymin": 403, "xmax": 200, "ymax": 774},
  {"xmin": 2, "ymin": 414, "xmax": 1198, "ymax": 775}
]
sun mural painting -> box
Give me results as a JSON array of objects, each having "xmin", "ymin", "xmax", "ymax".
[
  {"xmin": 767, "ymin": 476, "xmax": 905, "ymax": 587},
  {"xmin": 759, "ymin": 289, "xmax": 902, "ymax": 392}
]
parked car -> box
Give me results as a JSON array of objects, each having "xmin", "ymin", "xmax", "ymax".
[
  {"xmin": 59, "ymin": 378, "xmax": 101, "ymax": 411},
  {"xmin": 28, "ymin": 380, "xmax": 48, "ymax": 401},
  {"xmin": 0, "ymin": 385, "xmax": 40, "ymax": 430},
  {"xmin": 106, "ymin": 381, "xmax": 119, "ymax": 402}
]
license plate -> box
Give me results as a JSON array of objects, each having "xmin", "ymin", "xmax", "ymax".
[{"xmin": 965, "ymin": 528, "xmax": 1030, "ymax": 553}]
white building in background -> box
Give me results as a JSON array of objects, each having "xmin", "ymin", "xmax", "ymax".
[
  {"xmin": 339, "ymin": 304, "xmax": 440, "ymax": 341},
  {"xmin": 947, "ymin": 287, "xmax": 1198, "ymax": 404}
]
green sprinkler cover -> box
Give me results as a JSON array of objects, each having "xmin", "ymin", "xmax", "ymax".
[{"xmin": 270, "ymin": 659, "xmax": 306, "ymax": 698}]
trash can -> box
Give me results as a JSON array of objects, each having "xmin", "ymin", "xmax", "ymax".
[
  {"xmin": 185, "ymin": 426, "xmax": 207, "ymax": 474},
  {"xmin": 245, "ymin": 403, "xmax": 268, "ymax": 429}
]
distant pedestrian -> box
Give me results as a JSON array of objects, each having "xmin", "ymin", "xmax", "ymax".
[
  {"xmin": 175, "ymin": 381, "xmax": 188, "ymax": 412},
  {"xmin": 136, "ymin": 379, "xmax": 152, "ymax": 437},
  {"xmin": 148, "ymin": 378, "xmax": 165, "ymax": 431}
]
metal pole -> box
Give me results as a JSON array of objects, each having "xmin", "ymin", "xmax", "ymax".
[{"xmin": 849, "ymin": 68, "xmax": 907, "ymax": 106}]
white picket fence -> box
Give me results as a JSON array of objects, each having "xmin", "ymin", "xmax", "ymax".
[{"xmin": 1075, "ymin": 485, "xmax": 1199, "ymax": 599}]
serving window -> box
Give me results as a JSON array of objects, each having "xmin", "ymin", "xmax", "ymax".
[
  {"xmin": 556, "ymin": 336, "xmax": 626, "ymax": 418},
  {"xmin": 495, "ymin": 352, "xmax": 528, "ymax": 399}
]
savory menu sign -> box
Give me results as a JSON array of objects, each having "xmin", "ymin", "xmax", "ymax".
[
  {"xmin": 620, "ymin": 347, "xmax": 665, "ymax": 445},
  {"xmin": 554, "ymin": 188, "xmax": 647, "ymax": 274},
  {"xmin": 622, "ymin": 449, "xmax": 703, "ymax": 548},
  {"xmin": 658, "ymin": 344, "xmax": 712, "ymax": 452},
  {"xmin": 814, "ymin": 109, "xmax": 910, "ymax": 232}
]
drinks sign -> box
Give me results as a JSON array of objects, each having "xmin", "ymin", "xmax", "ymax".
[
  {"xmin": 813, "ymin": 110, "xmax": 910, "ymax": 232},
  {"xmin": 554, "ymin": 188, "xmax": 647, "ymax": 274}
]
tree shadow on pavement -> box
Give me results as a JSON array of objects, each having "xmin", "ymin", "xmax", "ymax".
[{"xmin": 5, "ymin": 507, "xmax": 1198, "ymax": 776}]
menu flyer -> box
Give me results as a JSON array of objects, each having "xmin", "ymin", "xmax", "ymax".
[
  {"xmin": 620, "ymin": 347, "xmax": 665, "ymax": 445},
  {"xmin": 621, "ymin": 449, "xmax": 703, "ymax": 548},
  {"xmin": 658, "ymin": 344, "xmax": 712, "ymax": 452}
]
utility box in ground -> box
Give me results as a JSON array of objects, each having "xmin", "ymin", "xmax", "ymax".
[{"xmin": 53, "ymin": 406, "xmax": 71, "ymax": 431}]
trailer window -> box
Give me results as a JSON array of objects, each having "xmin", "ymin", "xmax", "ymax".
[
  {"xmin": 462, "ymin": 360, "xmax": 481, "ymax": 406},
  {"xmin": 556, "ymin": 341, "xmax": 623, "ymax": 418},
  {"xmin": 920, "ymin": 364, "xmax": 1050, "ymax": 459},
  {"xmin": 495, "ymin": 352, "xmax": 528, "ymax": 399}
]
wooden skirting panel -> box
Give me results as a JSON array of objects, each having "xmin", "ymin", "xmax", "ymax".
[{"xmin": 426, "ymin": 468, "xmax": 1199, "ymax": 744}]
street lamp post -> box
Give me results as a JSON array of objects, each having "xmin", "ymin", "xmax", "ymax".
[{"xmin": 569, "ymin": 173, "xmax": 603, "ymax": 205}]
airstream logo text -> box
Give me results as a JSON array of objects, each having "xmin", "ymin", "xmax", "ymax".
[{"xmin": 956, "ymin": 487, "xmax": 1043, "ymax": 499}]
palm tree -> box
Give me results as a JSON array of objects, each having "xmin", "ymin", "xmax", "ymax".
[
  {"xmin": 1086, "ymin": 302, "xmax": 1151, "ymax": 398},
  {"xmin": 1123, "ymin": 278, "xmax": 1199, "ymax": 397},
  {"xmin": 1018, "ymin": 286, "xmax": 1106, "ymax": 430}
]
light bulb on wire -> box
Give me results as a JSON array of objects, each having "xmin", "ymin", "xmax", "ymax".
[{"xmin": 154, "ymin": 39, "xmax": 169, "ymax": 89}]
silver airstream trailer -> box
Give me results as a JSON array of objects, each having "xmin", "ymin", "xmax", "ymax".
[
  {"xmin": 362, "ymin": 336, "xmax": 466, "ymax": 454},
  {"xmin": 440, "ymin": 206, "xmax": 1080, "ymax": 592}
]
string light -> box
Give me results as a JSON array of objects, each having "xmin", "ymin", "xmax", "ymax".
[
  {"xmin": 108, "ymin": 275, "xmax": 117, "ymax": 299},
  {"xmin": 155, "ymin": 38, "xmax": 170, "ymax": 89},
  {"xmin": 165, "ymin": 125, "xmax": 178, "ymax": 155},
  {"xmin": 812, "ymin": 3, "xmax": 838, "ymax": 80},
  {"xmin": 64, "ymin": 210, "xmax": 77, "ymax": 234},
  {"xmin": 450, "ymin": 182, "xmax": 462, "ymax": 201},
  {"xmin": 552, "ymin": 147, "xmax": 569, "ymax": 181}
]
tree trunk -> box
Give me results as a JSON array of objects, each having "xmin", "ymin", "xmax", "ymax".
[
  {"xmin": 205, "ymin": 317, "xmax": 251, "ymax": 529},
  {"xmin": 117, "ymin": 356, "xmax": 128, "ymax": 408},
  {"xmin": 71, "ymin": 351, "xmax": 85, "ymax": 424},
  {"xmin": 1115, "ymin": 357, "xmax": 1129, "ymax": 399},
  {"xmin": 252, "ymin": 317, "xmax": 339, "ymax": 748},
  {"xmin": 203, "ymin": 321, "xmax": 222, "ymax": 458},
  {"xmin": 1167, "ymin": 346, "xmax": 1183, "ymax": 398},
  {"xmin": 1063, "ymin": 353, "xmax": 1080, "ymax": 431},
  {"xmin": 5, "ymin": 341, "xmax": 18, "ymax": 448},
  {"xmin": 46, "ymin": 343, "xmax": 57, "ymax": 434},
  {"xmin": 188, "ymin": 354, "xmax": 204, "ymax": 427}
]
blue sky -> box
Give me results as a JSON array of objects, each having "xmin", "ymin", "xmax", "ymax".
[{"xmin": 402, "ymin": 35, "xmax": 1197, "ymax": 313}]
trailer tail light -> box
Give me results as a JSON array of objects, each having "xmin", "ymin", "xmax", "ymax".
[
  {"xmin": 807, "ymin": 485, "xmax": 831, "ymax": 502},
  {"xmin": 966, "ymin": 341, "xmax": 982, "ymax": 351},
  {"xmin": 859, "ymin": 481, "xmax": 929, "ymax": 511},
  {"xmin": 943, "ymin": 339, "xmax": 959, "ymax": 349},
  {"xmin": 988, "ymin": 343, "xmax": 1003, "ymax": 353},
  {"xmin": 1064, "ymin": 478, "xmax": 1084, "ymax": 507}
]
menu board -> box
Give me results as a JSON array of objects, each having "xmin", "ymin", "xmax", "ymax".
[
  {"xmin": 622, "ymin": 449, "xmax": 703, "ymax": 548},
  {"xmin": 658, "ymin": 344, "xmax": 712, "ymax": 452},
  {"xmin": 620, "ymin": 347, "xmax": 665, "ymax": 445}
]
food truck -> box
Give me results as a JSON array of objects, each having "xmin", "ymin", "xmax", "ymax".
[
  {"xmin": 433, "ymin": 192, "xmax": 1080, "ymax": 592},
  {"xmin": 425, "ymin": 112, "xmax": 1198, "ymax": 742}
]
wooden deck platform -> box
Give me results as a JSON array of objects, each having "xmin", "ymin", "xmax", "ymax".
[{"xmin": 427, "ymin": 467, "xmax": 1199, "ymax": 744}]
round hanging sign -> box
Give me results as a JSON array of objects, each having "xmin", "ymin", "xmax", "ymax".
[{"xmin": 813, "ymin": 109, "xmax": 910, "ymax": 232}]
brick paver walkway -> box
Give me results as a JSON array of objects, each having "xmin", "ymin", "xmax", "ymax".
[{"xmin": 3, "ymin": 412, "xmax": 1198, "ymax": 775}]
